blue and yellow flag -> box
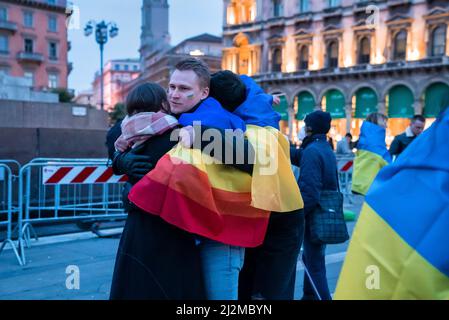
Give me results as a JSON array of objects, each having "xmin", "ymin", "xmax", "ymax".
[
  {"xmin": 335, "ymin": 108, "xmax": 449, "ymax": 299},
  {"xmin": 352, "ymin": 121, "xmax": 392, "ymax": 195}
]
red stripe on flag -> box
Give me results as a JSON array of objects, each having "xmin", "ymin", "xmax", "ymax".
[
  {"xmin": 129, "ymin": 175, "xmax": 270, "ymax": 247},
  {"xmin": 95, "ymin": 167, "xmax": 114, "ymax": 183},
  {"xmin": 45, "ymin": 167, "xmax": 73, "ymax": 184},
  {"xmin": 71, "ymin": 167, "xmax": 97, "ymax": 183},
  {"xmin": 118, "ymin": 175, "xmax": 128, "ymax": 182},
  {"xmin": 340, "ymin": 161, "xmax": 353, "ymax": 172}
]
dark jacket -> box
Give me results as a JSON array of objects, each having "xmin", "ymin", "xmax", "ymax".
[
  {"xmin": 297, "ymin": 134, "xmax": 338, "ymax": 216},
  {"xmin": 106, "ymin": 120, "xmax": 123, "ymax": 160},
  {"xmin": 389, "ymin": 131, "xmax": 416, "ymax": 157},
  {"xmin": 109, "ymin": 130, "xmax": 206, "ymax": 300}
]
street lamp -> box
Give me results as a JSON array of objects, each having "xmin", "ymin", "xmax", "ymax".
[{"xmin": 84, "ymin": 20, "xmax": 119, "ymax": 111}]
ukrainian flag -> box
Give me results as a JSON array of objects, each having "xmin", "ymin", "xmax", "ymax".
[
  {"xmin": 352, "ymin": 121, "xmax": 392, "ymax": 195},
  {"xmin": 335, "ymin": 108, "xmax": 449, "ymax": 299}
]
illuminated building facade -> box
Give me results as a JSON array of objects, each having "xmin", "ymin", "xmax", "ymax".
[{"xmin": 222, "ymin": 0, "xmax": 449, "ymax": 144}]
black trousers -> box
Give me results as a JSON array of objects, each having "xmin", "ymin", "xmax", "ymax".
[{"xmin": 238, "ymin": 209, "xmax": 305, "ymax": 300}]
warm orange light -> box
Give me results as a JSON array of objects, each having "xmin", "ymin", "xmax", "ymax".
[
  {"xmin": 286, "ymin": 61, "xmax": 295, "ymax": 72},
  {"xmin": 373, "ymin": 51, "xmax": 385, "ymax": 64},
  {"xmin": 227, "ymin": 6, "xmax": 236, "ymax": 25},
  {"xmin": 344, "ymin": 56, "xmax": 353, "ymax": 68},
  {"xmin": 408, "ymin": 48, "xmax": 420, "ymax": 61},
  {"xmin": 250, "ymin": 4, "xmax": 256, "ymax": 21}
]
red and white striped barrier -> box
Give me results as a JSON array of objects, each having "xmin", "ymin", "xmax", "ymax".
[
  {"xmin": 338, "ymin": 160, "xmax": 353, "ymax": 173},
  {"xmin": 43, "ymin": 166, "xmax": 128, "ymax": 185}
]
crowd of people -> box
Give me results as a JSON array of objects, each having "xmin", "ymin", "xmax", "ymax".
[{"xmin": 104, "ymin": 57, "xmax": 447, "ymax": 300}]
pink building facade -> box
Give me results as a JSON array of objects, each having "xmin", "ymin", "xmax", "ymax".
[
  {"xmin": 92, "ymin": 59, "xmax": 141, "ymax": 112},
  {"xmin": 0, "ymin": 0, "xmax": 70, "ymax": 89}
]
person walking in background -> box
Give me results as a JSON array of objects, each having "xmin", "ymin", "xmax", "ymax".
[
  {"xmin": 351, "ymin": 112, "xmax": 391, "ymax": 196},
  {"xmin": 389, "ymin": 115, "xmax": 426, "ymax": 159},
  {"xmin": 294, "ymin": 110, "xmax": 337, "ymax": 300},
  {"xmin": 335, "ymin": 104, "xmax": 449, "ymax": 300},
  {"xmin": 336, "ymin": 133, "xmax": 354, "ymax": 155}
]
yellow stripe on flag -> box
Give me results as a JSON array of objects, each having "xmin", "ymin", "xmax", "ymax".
[
  {"xmin": 167, "ymin": 125, "xmax": 303, "ymax": 212},
  {"xmin": 352, "ymin": 149, "xmax": 388, "ymax": 195},
  {"xmin": 245, "ymin": 125, "xmax": 303, "ymax": 212},
  {"xmin": 335, "ymin": 203, "xmax": 449, "ymax": 300}
]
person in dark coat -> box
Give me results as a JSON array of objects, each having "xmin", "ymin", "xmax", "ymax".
[
  {"xmin": 293, "ymin": 110, "xmax": 338, "ymax": 300},
  {"xmin": 108, "ymin": 83, "xmax": 206, "ymax": 300},
  {"xmin": 389, "ymin": 115, "xmax": 426, "ymax": 159}
]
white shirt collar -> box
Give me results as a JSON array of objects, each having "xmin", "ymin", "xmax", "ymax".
[{"xmin": 405, "ymin": 126, "xmax": 414, "ymax": 137}]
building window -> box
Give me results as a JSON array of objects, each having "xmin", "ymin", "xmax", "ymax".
[
  {"xmin": 24, "ymin": 38, "xmax": 34, "ymax": 53},
  {"xmin": 0, "ymin": 7, "xmax": 7, "ymax": 21},
  {"xmin": 49, "ymin": 42, "xmax": 58, "ymax": 60},
  {"xmin": 430, "ymin": 25, "xmax": 447, "ymax": 57},
  {"xmin": 327, "ymin": 41, "xmax": 339, "ymax": 68},
  {"xmin": 393, "ymin": 30, "xmax": 407, "ymax": 60},
  {"xmin": 133, "ymin": 65, "xmax": 138, "ymax": 71},
  {"xmin": 358, "ymin": 37, "xmax": 371, "ymax": 64},
  {"xmin": 272, "ymin": 48, "xmax": 282, "ymax": 72},
  {"xmin": 0, "ymin": 35, "xmax": 8, "ymax": 53},
  {"xmin": 48, "ymin": 73, "xmax": 58, "ymax": 88},
  {"xmin": 328, "ymin": 0, "xmax": 341, "ymax": 7},
  {"xmin": 297, "ymin": 45, "xmax": 309, "ymax": 70},
  {"xmin": 24, "ymin": 11, "xmax": 34, "ymax": 28},
  {"xmin": 115, "ymin": 64, "xmax": 120, "ymax": 71},
  {"xmin": 24, "ymin": 71, "xmax": 34, "ymax": 85},
  {"xmin": 47, "ymin": 0, "xmax": 56, "ymax": 5},
  {"xmin": 48, "ymin": 15, "xmax": 57, "ymax": 32},
  {"xmin": 299, "ymin": 0, "xmax": 309, "ymax": 13},
  {"xmin": 273, "ymin": 0, "xmax": 283, "ymax": 17},
  {"xmin": 124, "ymin": 64, "xmax": 129, "ymax": 71}
]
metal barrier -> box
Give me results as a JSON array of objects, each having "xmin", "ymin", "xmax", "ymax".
[
  {"xmin": 336, "ymin": 155, "xmax": 354, "ymax": 204},
  {"xmin": 0, "ymin": 161, "xmax": 23, "ymax": 265},
  {"xmin": 17, "ymin": 158, "xmax": 128, "ymax": 264}
]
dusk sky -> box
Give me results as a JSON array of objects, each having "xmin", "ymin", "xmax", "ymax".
[{"xmin": 68, "ymin": 0, "xmax": 223, "ymax": 94}]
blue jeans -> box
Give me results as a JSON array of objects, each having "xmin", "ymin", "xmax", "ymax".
[
  {"xmin": 302, "ymin": 216, "xmax": 332, "ymax": 300},
  {"xmin": 198, "ymin": 238, "xmax": 245, "ymax": 300}
]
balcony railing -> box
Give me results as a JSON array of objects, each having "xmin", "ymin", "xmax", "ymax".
[
  {"xmin": 17, "ymin": 52, "xmax": 44, "ymax": 63},
  {"xmin": 0, "ymin": 20, "xmax": 18, "ymax": 33},
  {"xmin": 266, "ymin": 16, "xmax": 286, "ymax": 27},
  {"xmin": 253, "ymin": 56, "xmax": 449, "ymax": 82}
]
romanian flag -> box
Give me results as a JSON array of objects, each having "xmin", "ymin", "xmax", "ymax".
[
  {"xmin": 335, "ymin": 108, "xmax": 449, "ymax": 299},
  {"xmin": 352, "ymin": 121, "xmax": 392, "ymax": 195},
  {"xmin": 129, "ymin": 94, "xmax": 302, "ymax": 247}
]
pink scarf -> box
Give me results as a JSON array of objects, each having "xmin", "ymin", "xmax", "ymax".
[{"xmin": 115, "ymin": 112, "xmax": 179, "ymax": 151}]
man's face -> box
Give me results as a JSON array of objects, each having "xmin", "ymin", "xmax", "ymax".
[
  {"xmin": 168, "ymin": 70, "xmax": 209, "ymax": 115},
  {"xmin": 410, "ymin": 120, "xmax": 425, "ymax": 136}
]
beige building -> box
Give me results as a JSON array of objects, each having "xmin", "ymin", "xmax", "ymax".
[
  {"xmin": 222, "ymin": 0, "xmax": 449, "ymax": 144},
  {"xmin": 91, "ymin": 59, "xmax": 140, "ymax": 112}
]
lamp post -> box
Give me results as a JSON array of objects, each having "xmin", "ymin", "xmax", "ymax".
[{"xmin": 84, "ymin": 20, "xmax": 119, "ymax": 111}]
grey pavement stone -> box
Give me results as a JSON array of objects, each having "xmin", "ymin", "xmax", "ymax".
[{"xmin": 0, "ymin": 195, "xmax": 366, "ymax": 300}]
